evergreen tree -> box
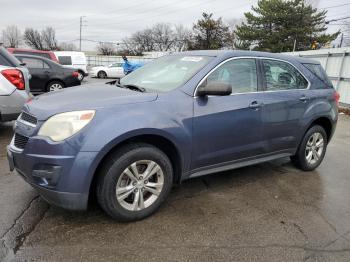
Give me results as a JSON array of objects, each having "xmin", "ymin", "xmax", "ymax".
[
  {"xmin": 235, "ymin": 0, "xmax": 339, "ymax": 52},
  {"xmin": 189, "ymin": 13, "xmax": 234, "ymax": 50}
]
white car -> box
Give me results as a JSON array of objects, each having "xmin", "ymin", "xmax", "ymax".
[
  {"xmin": 54, "ymin": 51, "xmax": 88, "ymax": 81},
  {"xmin": 90, "ymin": 63, "xmax": 125, "ymax": 79}
]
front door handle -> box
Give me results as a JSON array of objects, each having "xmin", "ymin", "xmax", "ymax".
[
  {"xmin": 299, "ymin": 96, "xmax": 309, "ymax": 102},
  {"xmin": 249, "ymin": 101, "xmax": 263, "ymax": 110}
]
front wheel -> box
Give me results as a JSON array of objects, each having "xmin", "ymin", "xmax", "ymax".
[
  {"xmin": 97, "ymin": 71, "xmax": 107, "ymax": 78},
  {"xmin": 291, "ymin": 125, "xmax": 328, "ymax": 171},
  {"xmin": 97, "ymin": 143, "xmax": 173, "ymax": 221}
]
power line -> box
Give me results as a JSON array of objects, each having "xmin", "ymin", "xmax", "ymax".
[
  {"xmin": 88, "ymin": 1, "xmax": 192, "ymax": 25},
  {"xmin": 326, "ymin": 16, "xmax": 350, "ymax": 24},
  {"xmin": 87, "ymin": 0, "xmax": 221, "ymax": 28},
  {"xmin": 321, "ymin": 3, "xmax": 350, "ymax": 9}
]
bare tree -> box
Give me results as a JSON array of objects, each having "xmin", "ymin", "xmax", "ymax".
[
  {"xmin": 173, "ymin": 24, "xmax": 192, "ymax": 51},
  {"xmin": 97, "ymin": 42, "xmax": 116, "ymax": 55},
  {"xmin": 152, "ymin": 23, "xmax": 174, "ymax": 51},
  {"xmin": 23, "ymin": 27, "xmax": 59, "ymax": 50},
  {"xmin": 42, "ymin": 27, "xmax": 58, "ymax": 50},
  {"xmin": 23, "ymin": 28, "xmax": 44, "ymax": 50},
  {"xmin": 123, "ymin": 23, "xmax": 193, "ymax": 54},
  {"xmin": 58, "ymin": 42, "xmax": 78, "ymax": 51},
  {"xmin": 123, "ymin": 29, "xmax": 155, "ymax": 55},
  {"xmin": 2, "ymin": 25, "xmax": 21, "ymax": 48}
]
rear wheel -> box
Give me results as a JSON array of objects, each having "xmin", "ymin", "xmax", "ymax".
[
  {"xmin": 291, "ymin": 125, "xmax": 328, "ymax": 171},
  {"xmin": 97, "ymin": 71, "xmax": 107, "ymax": 78},
  {"xmin": 77, "ymin": 70, "xmax": 85, "ymax": 81},
  {"xmin": 97, "ymin": 143, "xmax": 173, "ymax": 221},
  {"xmin": 47, "ymin": 81, "xmax": 64, "ymax": 92}
]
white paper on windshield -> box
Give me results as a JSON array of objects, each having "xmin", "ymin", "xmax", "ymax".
[{"xmin": 181, "ymin": 56, "xmax": 203, "ymax": 62}]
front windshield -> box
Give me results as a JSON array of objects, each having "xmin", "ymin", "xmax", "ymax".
[{"xmin": 120, "ymin": 55, "xmax": 212, "ymax": 92}]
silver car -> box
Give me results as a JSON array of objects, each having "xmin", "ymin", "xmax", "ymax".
[{"xmin": 0, "ymin": 46, "xmax": 31, "ymax": 122}]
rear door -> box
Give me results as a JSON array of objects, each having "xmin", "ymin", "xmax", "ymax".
[
  {"xmin": 259, "ymin": 59, "xmax": 310, "ymax": 153},
  {"xmin": 18, "ymin": 57, "xmax": 52, "ymax": 93},
  {"xmin": 192, "ymin": 58, "xmax": 265, "ymax": 170}
]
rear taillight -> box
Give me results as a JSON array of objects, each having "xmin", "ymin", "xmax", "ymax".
[
  {"xmin": 1, "ymin": 69, "xmax": 25, "ymax": 90},
  {"xmin": 334, "ymin": 91, "xmax": 340, "ymax": 107},
  {"xmin": 72, "ymin": 71, "xmax": 79, "ymax": 78}
]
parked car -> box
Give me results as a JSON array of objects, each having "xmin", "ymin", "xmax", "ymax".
[
  {"xmin": 15, "ymin": 54, "xmax": 81, "ymax": 94},
  {"xmin": 54, "ymin": 51, "xmax": 88, "ymax": 81},
  {"xmin": 0, "ymin": 46, "xmax": 31, "ymax": 122},
  {"xmin": 7, "ymin": 48, "xmax": 59, "ymax": 63},
  {"xmin": 90, "ymin": 62, "xmax": 125, "ymax": 79},
  {"xmin": 7, "ymin": 50, "xmax": 338, "ymax": 222}
]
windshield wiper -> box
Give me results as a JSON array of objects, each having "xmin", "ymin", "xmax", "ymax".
[{"xmin": 115, "ymin": 83, "xmax": 146, "ymax": 93}]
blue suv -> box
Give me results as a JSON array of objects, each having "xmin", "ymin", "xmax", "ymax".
[{"xmin": 7, "ymin": 51, "xmax": 338, "ymax": 221}]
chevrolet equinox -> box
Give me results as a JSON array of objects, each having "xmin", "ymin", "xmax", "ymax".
[{"xmin": 7, "ymin": 51, "xmax": 339, "ymax": 221}]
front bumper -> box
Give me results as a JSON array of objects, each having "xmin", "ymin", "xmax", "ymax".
[
  {"xmin": 7, "ymin": 136, "xmax": 98, "ymax": 211},
  {"xmin": 17, "ymin": 167, "xmax": 88, "ymax": 210}
]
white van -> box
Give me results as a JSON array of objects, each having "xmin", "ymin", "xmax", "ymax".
[{"xmin": 54, "ymin": 51, "xmax": 88, "ymax": 81}]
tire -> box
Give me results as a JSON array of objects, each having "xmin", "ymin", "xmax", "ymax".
[
  {"xmin": 77, "ymin": 71, "xmax": 85, "ymax": 81},
  {"xmin": 97, "ymin": 71, "xmax": 107, "ymax": 79},
  {"xmin": 291, "ymin": 125, "xmax": 328, "ymax": 171},
  {"xmin": 47, "ymin": 81, "xmax": 65, "ymax": 92},
  {"xmin": 96, "ymin": 143, "xmax": 173, "ymax": 222}
]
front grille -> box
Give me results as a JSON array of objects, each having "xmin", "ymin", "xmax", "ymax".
[
  {"xmin": 14, "ymin": 133, "xmax": 29, "ymax": 150},
  {"xmin": 20, "ymin": 112, "xmax": 37, "ymax": 125}
]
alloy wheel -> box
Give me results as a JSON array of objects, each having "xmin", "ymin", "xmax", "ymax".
[
  {"xmin": 305, "ymin": 132, "xmax": 324, "ymax": 165},
  {"xmin": 116, "ymin": 160, "xmax": 164, "ymax": 211},
  {"xmin": 49, "ymin": 83, "xmax": 63, "ymax": 92}
]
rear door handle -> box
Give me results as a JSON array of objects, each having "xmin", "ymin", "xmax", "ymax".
[
  {"xmin": 249, "ymin": 101, "xmax": 263, "ymax": 110},
  {"xmin": 299, "ymin": 96, "xmax": 309, "ymax": 102}
]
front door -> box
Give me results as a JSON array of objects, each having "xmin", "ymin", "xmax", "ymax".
[{"xmin": 192, "ymin": 58, "xmax": 265, "ymax": 170}]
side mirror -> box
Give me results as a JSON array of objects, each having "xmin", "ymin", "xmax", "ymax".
[{"xmin": 197, "ymin": 81, "xmax": 232, "ymax": 97}]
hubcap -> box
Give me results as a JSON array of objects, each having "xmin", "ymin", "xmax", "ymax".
[
  {"xmin": 305, "ymin": 132, "xmax": 324, "ymax": 165},
  {"xmin": 49, "ymin": 83, "xmax": 63, "ymax": 92},
  {"xmin": 116, "ymin": 160, "xmax": 164, "ymax": 211}
]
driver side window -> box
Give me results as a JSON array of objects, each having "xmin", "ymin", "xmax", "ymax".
[{"xmin": 205, "ymin": 58, "xmax": 258, "ymax": 94}]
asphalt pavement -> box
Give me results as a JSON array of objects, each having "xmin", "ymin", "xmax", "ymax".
[{"xmin": 1, "ymin": 81, "xmax": 350, "ymax": 261}]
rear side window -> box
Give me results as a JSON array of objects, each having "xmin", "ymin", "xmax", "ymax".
[
  {"xmin": 0, "ymin": 47, "xmax": 21, "ymax": 67},
  {"xmin": 58, "ymin": 56, "xmax": 72, "ymax": 65},
  {"xmin": 0, "ymin": 54, "xmax": 11, "ymax": 66},
  {"xmin": 19, "ymin": 57, "xmax": 48, "ymax": 69},
  {"xmin": 262, "ymin": 60, "xmax": 308, "ymax": 91},
  {"xmin": 13, "ymin": 51, "xmax": 51, "ymax": 60},
  {"xmin": 206, "ymin": 58, "xmax": 258, "ymax": 94},
  {"xmin": 110, "ymin": 63, "xmax": 122, "ymax": 67},
  {"xmin": 303, "ymin": 63, "xmax": 333, "ymax": 88}
]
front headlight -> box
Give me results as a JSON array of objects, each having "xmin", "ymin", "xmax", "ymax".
[{"xmin": 38, "ymin": 110, "xmax": 95, "ymax": 142}]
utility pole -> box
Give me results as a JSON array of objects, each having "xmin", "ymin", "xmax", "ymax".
[
  {"xmin": 339, "ymin": 33, "xmax": 344, "ymax": 48},
  {"xmin": 79, "ymin": 16, "xmax": 87, "ymax": 51}
]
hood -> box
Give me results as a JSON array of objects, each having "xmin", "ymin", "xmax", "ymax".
[{"xmin": 24, "ymin": 83, "xmax": 158, "ymax": 120}]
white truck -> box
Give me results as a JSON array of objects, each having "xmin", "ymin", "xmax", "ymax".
[{"xmin": 54, "ymin": 51, "xmax": 88, "ymax": 81}]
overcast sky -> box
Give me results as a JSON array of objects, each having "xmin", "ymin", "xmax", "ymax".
[{"xmin": 1, "ymin": 0, "xmax": 350, "ymax": 51}]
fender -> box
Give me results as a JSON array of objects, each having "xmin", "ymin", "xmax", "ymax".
[{"xmin": 297, "ymin": 92, "xmax": 337, "ymax": 147}]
